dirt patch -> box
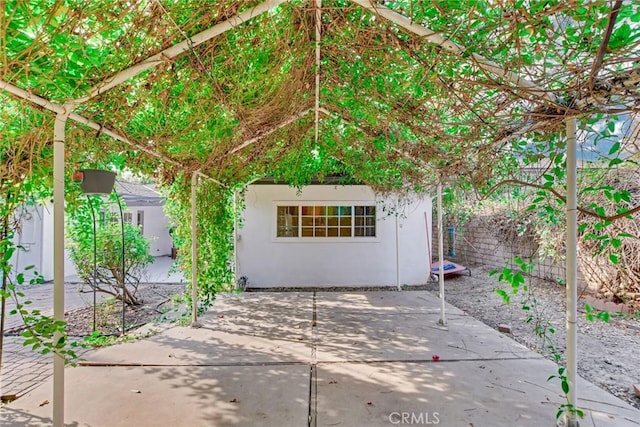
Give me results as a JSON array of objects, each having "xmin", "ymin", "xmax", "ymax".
[
  {"xmin": 64, "ymin": 283, "xmax": 186, "ymax": 337},
  {"xmin": 426, "ymin": 264, "xmax": 640, "ymax": 410}
]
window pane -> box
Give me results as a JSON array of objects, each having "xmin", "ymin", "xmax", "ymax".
[
  {"xmin": 328, "ymin": 217, "xmax": 338, "ymax": 227},
  {"xmin": 315, "ymin": 227, "xmax": 326, "ymax": 237},
  {"xmin": 339, "ymin": 227, "xmax": 352, "ymax": 237},
  {"xmin": 354, "ymin": 205, "xmax": 376, "ymax": 238},
  {"xmin": 277, "ymin": 205, "xmax": 299, "ymax": 237},
  {"xmin": 326, "ymin": 206, "xmax": 337, "ymax": 216},
  {"xmin": 302, "ymin": 227, "xmax": 313, "ymax": 237},
  {"xmin": 302, "ymin": 206, "xmax": 314, "ymax": 216},
  {"xmin": 328, "ymin": 227, "xmax": 339, "ymax": 237},
  {"xmin": 339, "ymin": 216, "xmax": 352, "ymax": 227}
]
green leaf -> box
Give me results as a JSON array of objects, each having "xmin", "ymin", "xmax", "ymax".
[
  {"xmin": 556, "ymin": 408, "xmax": 564, "ymax": 419},
  {"xmin": 608, "ymin": 158, "xmax": 623, "ymax": 167},
  {"xmin": 609, "ymin": 254, "xmax": 619, "ymax": 264},
  {"xmin": 608, "ymin": 141, "xmax": 620, "ymax": 156},
  {"xmin": 561, "ymin": 379, "xmax": 569, "ymax": 394},
  {"xmin": 495, "ymin": 289, "xmax": 510, "ymax": 304}
]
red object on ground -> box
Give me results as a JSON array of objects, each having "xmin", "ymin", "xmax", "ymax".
[
  {"xmin": 432, "ymin": 354, "xmax": 440, "ymax": 362},
  {"xmin": 72, "ymin": 170, "xmax": 84, "ymax": 182},
  {"xmin": 217, "ymin": 314, "xmax": 224, "ymax": 318}
]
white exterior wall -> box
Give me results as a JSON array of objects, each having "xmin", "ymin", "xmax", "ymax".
[
  {"xmin": 136, "ymin": 205, "xmax": 173, "ymax": 256},
  {"xmin": 237, "ymin": 185, "xmax": 432, "ymax": 287},
  {"xmin": 9, "ymin": 205, "xmax": 47, "ymax": 283},
  {"xmin": 10, "ymin": 202, "xmax": 173, "ymax": 283}
]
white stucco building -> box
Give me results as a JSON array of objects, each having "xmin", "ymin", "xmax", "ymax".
[
  {"xmin": 237, "ymin": 184, "xmax": 432, "ymax": 287},
  {"xmin": 10, "ymin": 181, "xmax": 173, "ymax": 283}
]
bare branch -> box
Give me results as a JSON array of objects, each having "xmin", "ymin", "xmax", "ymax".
[
  {"xmin": 484, "ymin": 178, "xmax": 640, "ymax": 222},
  {"xmin": 588, "ymin": 0, "xmax": 624, "ymax": 91}
]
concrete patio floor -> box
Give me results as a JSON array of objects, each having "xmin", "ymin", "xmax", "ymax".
[{"xmin": 2, "ymin": 291, "xmax": 639, "ymax": 426}]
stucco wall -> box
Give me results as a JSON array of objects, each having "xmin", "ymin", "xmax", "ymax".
[
  {"xmin": 238, "ymin": 185, "xmax": 432, "ymax": 287},
  {"xmin": 12, "ymin": 202, "xmax": 172, "ymax": 283},
  {"xmin": 135, "ymin": 205, "xmax": 173, "ymax": 256},
  {"xmin": 10, "ymin": 205, "xmax": 46, "ymax": 283}
]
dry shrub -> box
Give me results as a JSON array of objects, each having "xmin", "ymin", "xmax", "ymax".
[{"xmin": 577, "ymin": 169, "xmax": 640, "ymax": 308}]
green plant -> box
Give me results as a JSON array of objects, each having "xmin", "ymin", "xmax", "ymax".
[
  {"xmin": 171, "ymin": 292, "xmax": 187, "ymax": 305},
  {"xmin": 1, "ymin": 180, "xmax": 80, "ymax": 372},
  {"xmin": 165, "ymin": 180, "xmax": 238, "ymax": 310},
  {"xmin": 83, "ymin": 331, "xmax": 119, "ymax": 348},
  {"xmin": 548, "ymin": 367, "xmax": 585, "ymax": 420},
  {"xmin": 67, "ymin": 199, "xmax": 153, "ymax": 306},
  {"xmin": 583, "ymin": 303, "xmax": 611, "ymax": 323},
  {"xmin": 2, "ymin": 260, "xmax": 80, "ymax": 364},
  {"xmin": 491, "ymin": 258, "xmax": 584, "ymax": 423}
]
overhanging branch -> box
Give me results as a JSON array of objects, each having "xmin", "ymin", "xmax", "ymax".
[
  {"xmin": 0, "ymin": 79, "xmax": 221, "ymax": 185},
  {"xmin": 70, "ymin": 0, "xmax": 288, "ymax": 104},
  {"xmin": 484, "ymin": 178, "xmax": 640, "ymax": 222}
]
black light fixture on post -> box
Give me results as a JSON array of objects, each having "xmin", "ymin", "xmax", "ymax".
[{"xmin": 73, "ymin": 169, "xmax": 118, "ymax": 333}]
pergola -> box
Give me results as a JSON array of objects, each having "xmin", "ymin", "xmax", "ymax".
[{"xmin": 2, "ymin": 1, "xmax": 640, "ymax": 426}]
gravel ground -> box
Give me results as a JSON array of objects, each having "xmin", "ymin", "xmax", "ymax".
[
  {"xmin": 5, "ymin": 283, "xmax": 187, "ymax": 338},
  {"xmin": 426, "ymin": 264, "xmax": 640, "ymax": 410},
  {"xmin": 64, "ymin": 283, "xmax": 187, "ymax": 336}
]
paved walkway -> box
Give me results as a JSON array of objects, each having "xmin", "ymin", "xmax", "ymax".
[
  {"xmin": 2, "ymin": 291, "xmax": 639, "ymax": 426},
  {"xmin": 0, "ymin": 256, "xmax": 184, "ymax": 399}
]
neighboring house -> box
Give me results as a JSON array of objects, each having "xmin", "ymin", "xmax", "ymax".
[
  {"xmin": 10, "ymin": 181, "xmax": 172, "ymax": 283},
  {"xmin": 237, "ymin": 182, "xmax": 432, "ymax": 287},
  {"xmin": 10, "ymin": 204, "xmax": 54, "ymax": 283},
  {"xmin": 115, "ymin": 181, "xmax": 173, "ymax": 257}
]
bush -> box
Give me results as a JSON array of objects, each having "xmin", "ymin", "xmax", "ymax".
[{"xmin": 68, "ymin": 220, "xmax": 153, "ymax": 305}]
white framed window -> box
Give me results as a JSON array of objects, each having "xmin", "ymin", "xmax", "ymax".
[{"xmin": 275, "ymin": 203, "xmax": 377, "ymax": 239}]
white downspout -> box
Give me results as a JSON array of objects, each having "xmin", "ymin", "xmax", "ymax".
[
  {"xmin": 437, "ymin": 183, "xmax": 446, "ymax": 326},
  {"xmin": 53, "ymin": 108, "xmax": 70, "ymax": 427},
  {"xmin": 395, "ymin": 201, "xmax": 401, "ymax": 291},
  {"xmin": 565, "ymin": 116, "xmax": 579, "ymax": 427},
  {"xmin": 233, "ymin": 189, "xmax": 239, "ymax": 286},
  {"xmin": 191, "ymin": 172, "xmax": 199, "ymax": 327}
]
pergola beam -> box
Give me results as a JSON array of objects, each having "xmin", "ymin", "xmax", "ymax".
[
  {"xmin": 70, "ymin": 0, "xmax": 288, "ymax": 104},
  {"xmin": 350, "ymin": 0, "xmax": 556, "ymax": 104},
  {"xmin": 0, "ymin": 79, "xmax": 221, "ymax": 185}
]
